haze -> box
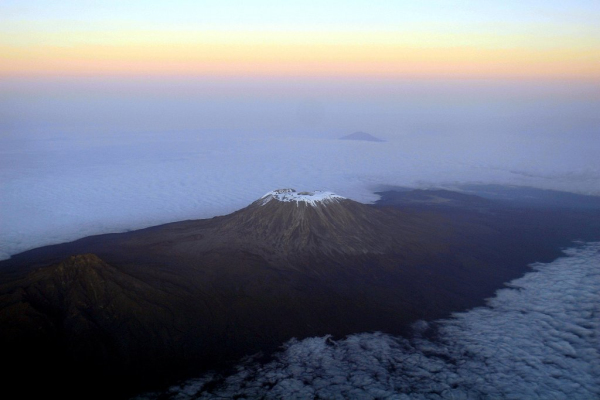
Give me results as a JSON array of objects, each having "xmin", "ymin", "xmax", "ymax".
[
  {"xmin": 2, "ymin": 3, "xmax": 600, "ymax": 399},
  {"xmin": 2, "ymin": 75, "xmax": 599, "ymax": 259}
]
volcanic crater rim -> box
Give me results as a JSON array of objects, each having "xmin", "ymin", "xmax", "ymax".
[{"xmin": 260, "ymin": 189, "xmax": 346, "ymax": 206}]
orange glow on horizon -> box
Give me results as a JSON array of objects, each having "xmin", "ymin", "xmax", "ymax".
[{"xmin": 1, "ymin": 34, "xmax": 598, "ymax": 81}]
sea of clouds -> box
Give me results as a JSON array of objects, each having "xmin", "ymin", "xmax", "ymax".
[
  {"xmin": 137, "ymin": 242, "xmax": 600, "ymax": 399},
  {"xmin": 1, "ymin": 78, "xmax": 599, "ymax": 259}
]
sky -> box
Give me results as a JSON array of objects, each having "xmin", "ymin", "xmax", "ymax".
[
  {"xmin": 1, "ymin": 0, "xmax": 599, "ymax": 79},
  {"xmin": 1, "ymin": 1, "xmax": 599, "ymax": 258}
]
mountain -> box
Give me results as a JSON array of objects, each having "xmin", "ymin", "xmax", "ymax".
[
  {"xmin": 0, "ymin": 253, "xmax": 209, "ymax": 396},
  {"xmin": 339, "ymin": 131, "xmax": 385, "ymax": 142},
  {"xmin": 1, "ymin": 187, "xmax": 599, "ymax": 398},
  {"xmin": 218, "ymin": 189, "xmax": 407, "ymax": 257}
]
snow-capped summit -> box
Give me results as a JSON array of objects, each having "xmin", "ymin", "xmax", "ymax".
[
  {"xmin": 260, "ymin": 189, "xmax": 345, "ymax": 206},
  {"xmin": 226, "ymin": 188, "xmax": 398, "ymax": 256}
]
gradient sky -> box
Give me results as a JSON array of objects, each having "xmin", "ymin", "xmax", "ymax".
[
  {"xmin": 1, "ymin": 0, "xmax": 599, "ymax": 79},
  {"xmin": 2, "ymin": 1, "xmax": 599, "ymax": 261}
]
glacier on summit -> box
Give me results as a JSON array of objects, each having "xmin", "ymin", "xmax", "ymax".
[{"xmin": 260, "ymin": 189, "xmax": 346, "ymax": 206}]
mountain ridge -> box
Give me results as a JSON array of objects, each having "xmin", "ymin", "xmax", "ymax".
[{"xmin": 1, "ymin": 187, "xmax": 599, "ymax": 398}]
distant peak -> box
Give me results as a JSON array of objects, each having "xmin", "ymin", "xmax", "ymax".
[
  {"xmin": 260, "ymin": 189, "xmax": 345, "ymax": 206},
  {"xmin": 339, "ymin": 131, "xmax": 385, "ymax": 142}
]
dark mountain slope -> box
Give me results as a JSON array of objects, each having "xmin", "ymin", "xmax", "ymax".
[{"xmin": 1, "ymin": 187, "xmax": 599, "ymax": 398}]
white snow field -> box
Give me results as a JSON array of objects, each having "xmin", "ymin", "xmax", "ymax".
[
  {"xmin": 260, "ymin": 189, "xmax": 345, "ymax": 206},
  {"xmin": 139, "ymin": 242, "xmax": 600, "ymax": 399}
]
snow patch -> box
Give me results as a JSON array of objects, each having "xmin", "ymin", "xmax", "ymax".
[{"xmin": 260, "ymin": 189, "xmax": 346, "ymax": 206}]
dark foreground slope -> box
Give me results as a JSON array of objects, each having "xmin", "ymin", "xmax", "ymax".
[{"xmin": 1, "ymin": 187, "xmax": 599, "ymax": 398}]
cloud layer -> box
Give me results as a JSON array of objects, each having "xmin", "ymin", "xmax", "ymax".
[
  {"xmin": 2, "ymin": 130, "xmax": 598, "ymax": 260},
  {"xmin": 2, "ymin": 79, "xmax": 598, "ymax": 260},
  {"xmin": 138, "ymin": 242, "xmax": 600, "ymax": 399}
]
